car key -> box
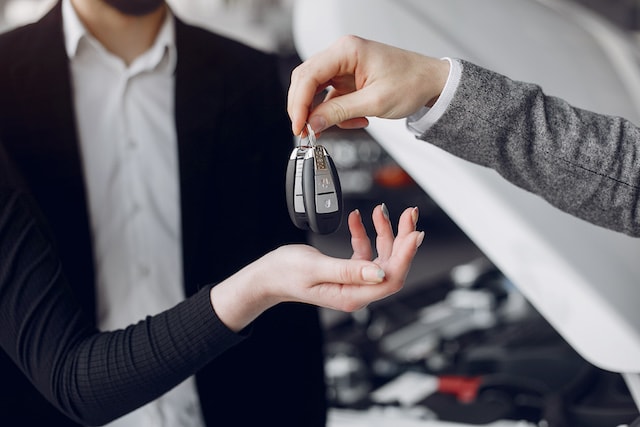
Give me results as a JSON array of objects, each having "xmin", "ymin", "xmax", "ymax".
[
  {"xmin": 302, "ymin": 144, "xmax": 342, "ymax": 234},
  {"xmin": 286, "ymin": 124, "xmax": 343, "ymax": 234},
  {"xmin": 285, "ymin": 144, "xmax": 310, "ymax": 230}
]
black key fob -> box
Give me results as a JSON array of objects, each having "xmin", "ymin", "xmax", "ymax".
[
  {"xmin": 302, "ymin": 145, "xmax": 342, "ymax": 234},
  {"xmin": 285, "ymin": 125, "xmax": 343, "ymax": 234},
  {"xmin": 286, "ymin": 145, "xmax": 311, "ymax": 230}
]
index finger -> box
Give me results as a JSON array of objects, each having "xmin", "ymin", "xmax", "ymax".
[
  {"xmin": 287, "ymin": 63, "xmax": 330, "ymax": 136},
  {"xmin": 287, "ymin": 36, "xmax": 360, "ymax": 135}
]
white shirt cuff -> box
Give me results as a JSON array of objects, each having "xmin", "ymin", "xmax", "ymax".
[{"xmin": 406, "ymin": 57, "xmax": 463, "ymax": 135}]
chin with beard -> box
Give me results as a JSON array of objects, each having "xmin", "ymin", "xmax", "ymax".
[{"xmin": 102, "ymin": 0, "xmax": 165, "ymax": 16}]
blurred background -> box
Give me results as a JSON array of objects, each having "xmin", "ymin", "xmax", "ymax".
[{"xmin": 3, "ymin": 1, "xmax": 640, "ymax": 425}]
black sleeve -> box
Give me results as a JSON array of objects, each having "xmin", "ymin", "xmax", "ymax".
[{"xmin": 0, "ymin": 183, "xmax": 246, "ymax": 425}]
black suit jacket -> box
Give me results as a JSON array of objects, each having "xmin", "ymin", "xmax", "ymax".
[{"xmin": 0, "ymin": 3, "xmax": 326, "ymax": 426}]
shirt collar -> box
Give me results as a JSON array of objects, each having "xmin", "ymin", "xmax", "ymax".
[
  {"xmin": 62, "ymin": 0, "xmax": 86, "ymax": 59},
  {"xmin": 62, "ymin": 0, "xmax": 177, "ymax": 74}
]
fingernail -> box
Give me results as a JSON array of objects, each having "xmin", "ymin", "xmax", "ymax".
[
  {"xmin": 411, "ymin": 207, "xmax": 419, "ymax": 227},
  {"xmin": 381, "ymin": 203, "xmax": 390, "ymax": 220},
  {"xmin": 309, "ymin": 115, "xmax": 327, "ymax": 134},
  {"xmin": 416, "ymin": 231, "xmax": 425, "ymax": 248},
  {"xmin": 362, "ymin": 266, "xmax": 386, "ymax": 283},
  {"xmin": 353, "ymin": 209, "xmax": 363, "ymax": 223}
]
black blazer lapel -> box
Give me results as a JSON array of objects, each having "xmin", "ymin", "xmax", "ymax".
[
  {"xmin": 173, "ymin": 19, "xmax": 304, "ymax": 296},
  {"xmin": 174, "ymin": 19, "xmax": 227, "ymax": 296}
]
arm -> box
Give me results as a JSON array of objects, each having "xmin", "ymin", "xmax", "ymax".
[
  {"xmin": 421, "ymin": 60, "xmax": 640, "ymax": 236},
  {"xmin": 1, "ymin": 173, "xmax": 422, "ymax": 424},
  {"xmin": 288, "ymin": 35, "xmax": 640, "ymax": 236},
  {"xmin": 0, "ymin": 187, "xmax": 243, "ymax": 425}
]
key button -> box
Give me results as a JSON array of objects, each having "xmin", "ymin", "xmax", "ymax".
[{"xmin": 316, "ymin": 193, "xmax": 338, "ymax": 213}]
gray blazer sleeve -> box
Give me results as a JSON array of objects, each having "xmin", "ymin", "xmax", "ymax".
[{"xmin": 418, "ymin": 60, "xmax": 640, "ymax": 237}]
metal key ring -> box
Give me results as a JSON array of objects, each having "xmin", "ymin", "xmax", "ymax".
[{"xmin": 299, "ymin": 123, "xmax": 317, "ymax": 147}]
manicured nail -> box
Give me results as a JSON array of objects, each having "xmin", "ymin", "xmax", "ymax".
[
  {"xmin": 362, "ymin": 266, "xmax": 386, "ymax": 283},
  {"xmin": 349, "ymin": 209, "xmax": 363, "ymax": 227},
  {"xmin": 309, "ymin": 115, "xmax": 327, "ymax": 134},
  {"xmin": 381, "ymin": 203, "xmax": 390, "ymax": 220},
  {"xmin": 416, "ymin": 231, "xmax": 425, "ymax": 248},
  {"xmin": 411, "ymin": 207, "xmax": 419, "ymax": 227}
]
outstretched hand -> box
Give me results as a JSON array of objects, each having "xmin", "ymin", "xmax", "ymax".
[{"xmin": 210, "ymin": 204, "xmax": 424, "ymax": 331}]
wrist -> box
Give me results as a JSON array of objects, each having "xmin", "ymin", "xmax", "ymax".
[
  {"xmin": 424, "ymin": 57, "xmax": 451, "ymax": 107},
  {"xmin": 209, "ymin": 260, "xmax": 277, "ymax": 332},
  {"xmin": 407, "ymin": 57, "xmax": 459, "ymax": 135}
]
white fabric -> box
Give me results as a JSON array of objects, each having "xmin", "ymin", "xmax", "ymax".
[{"xmin": 62, "ymin": 1, "xmax": 204, "ymax": 426}]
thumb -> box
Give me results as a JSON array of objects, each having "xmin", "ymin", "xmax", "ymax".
[
  {"xmin": 319, "ymin": 257, "xmax": 386, "ymax": 285},
  {"xmin": 308, "ymin": 89, "xmax": 377, "ymax": 133}
]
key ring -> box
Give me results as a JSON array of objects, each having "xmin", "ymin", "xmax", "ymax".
[{"xmin": 299, "ymin": 123, "xmax": 317, "ymax": 147}]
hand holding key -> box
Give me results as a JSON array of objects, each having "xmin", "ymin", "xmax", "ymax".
[{"xmin": 287, "ymin": 35, "xmax": 450, "ymax": 135}]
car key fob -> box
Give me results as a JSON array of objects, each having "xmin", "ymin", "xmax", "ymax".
[
  {"xmin": 285, "ymin": 125, "xmax": 343, "ymax": 234},
  {"xmin": 302, "ymin": 144, "xmax": 342, "ymax": 234},
  {"xmin": 285, "ymin": 145, "xmax": 310, "ymax": 230}
]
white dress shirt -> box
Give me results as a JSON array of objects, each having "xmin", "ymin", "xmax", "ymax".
[{"xmin": 62, "ymin": 1, "xmax": 204, "ymax": 426}]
